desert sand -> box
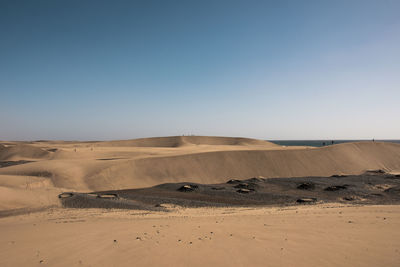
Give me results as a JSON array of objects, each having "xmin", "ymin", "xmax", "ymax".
[
  {"xmin": 1, "ymin": 136, "xmax": 400, "ymax": 266},
  {"xmin": 1, "ymin": 205, "xmax": 400, "ymax": 267}
]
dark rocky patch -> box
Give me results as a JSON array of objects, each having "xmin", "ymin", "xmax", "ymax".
[
  {"xmin": 324, "ymin": 185, "xmax": 348, "ymax": 191},
  {"xmin": 384, "ymin": 186, "xmax": 400, "ymax": 194},
  {"xmin": 365, "ymin": 169, "xmax": 386, "ymax": 175},
  {"xmin": 60, "ymin": 173, "xmax": 400, "ymax": 210},
  {"xmin": 331, "ymin": 174, "xmax": 348, "ymax": 178},
  {"xmin": 226, "ymin": 179, "xmax": 241, "ymax": 184},
  {"xmin": 247, "ymin": 177, "xmax": 264, "ymax": 183},
  {"xmin": 177, "ymin": 184, "xmax": 198, "ymax": 192},
  {"xmin": 58, "ymin": 192, "xmax": 162, "ymax": 210},
  {"xmin": 297, "ymin": 182, "xmax": 315, "ymax": 190},
  {"xmin": 97, "ymin": 193, "xmax": 118, "ymax": 199},
  {"xmin": 234, "ymin": 183, "xmax": 250, "ymax": 189},
  {"xmin": 385, "ymin": 174, "xmax": 400, "ymax": 180},
  {"xmin": 343, "ymin": 196, "xmax": 358, "ymax": 201},
  {"xmin": 233, "ymin": 182, "xmax": 258, "ymax": 191},
  {"xmin": 58, "ymin": 193, "xmax": 74, "ymax": 199},
  {"xmin": 237, "ymin": 188, "xmax": 254, "ymax": 194},
  {"xmin": 296, "ymin": 198, "xmax": 317, "ymax": 203}
]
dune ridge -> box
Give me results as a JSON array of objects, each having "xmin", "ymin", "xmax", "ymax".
[{"xmin": 94, "ymin": 136, "xmax": 279, "ymax": 147}]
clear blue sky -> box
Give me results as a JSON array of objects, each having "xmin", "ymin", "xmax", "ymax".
[{"xmin": 1, "ymin": 0, "xmax": 399, "ymax": 140}]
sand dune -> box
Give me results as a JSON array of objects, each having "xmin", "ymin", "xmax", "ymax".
[
  {"xmin": 0, "ymin": 144, "xmax": 51, "ymax": 161},
  {"xmin": 80, "ymin": 141, "xmax": 400, "ymax": 190},
  {"xmin": 1, "ymin": 136, "xmax": 400, "ymax": 211},
  {"xmin": 1, "ymin": 136, "xmax": 400, "ymax": 267},
  {"xmin": 95, "ymin": 136, "xmax": 279, "ymax": 147},
  {"xmin": 114, "ymin": 141, "xmax": 400, "ymax": 189}
]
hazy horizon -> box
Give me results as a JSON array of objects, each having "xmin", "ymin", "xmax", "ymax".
[
  {"xmin": 2, "ymin": 135, "xmax": 400, "ymax": 142},
  {"xmin": 1, "ymin": 0, "xmax": 400, "ymax": 141}
]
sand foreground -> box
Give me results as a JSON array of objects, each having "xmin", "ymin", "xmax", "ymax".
[{"xmin": 1, "ymin": 204, "xmax": 399, "ymax": 267}]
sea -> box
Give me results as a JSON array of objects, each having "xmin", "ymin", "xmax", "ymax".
[{"xmin": 269, "ymin": 140, "xmax": 400, "ymax": 147}]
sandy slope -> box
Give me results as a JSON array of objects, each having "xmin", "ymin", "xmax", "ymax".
[
  {"xmin": 0, "ymin": 144, "xmax": 51, "ymax": 161},
  {"xmin": 1, "ymin": 204, "xmax": 399, "ymax": 267},
  {"xmin": 0, "ymin": 174, "xmax": 59, "ymax": 211},
  {"xmin": 1, "ymin": 136, "xmax": 400, "ymax": 212}
]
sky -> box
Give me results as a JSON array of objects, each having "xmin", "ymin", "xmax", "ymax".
[{"xmin": 1, "ymin": 0, "xmax": 399, "ymax": 141}]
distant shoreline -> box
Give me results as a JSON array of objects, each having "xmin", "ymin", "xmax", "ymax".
[{"xmin": 269, "ymin": 140, "xmax": 400, "ymax": 147}]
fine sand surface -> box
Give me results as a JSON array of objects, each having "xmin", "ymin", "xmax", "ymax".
[
  {"xmin": 1, "ymin": 136, "xmax": 400, "ymax": 213},
  {"xmin": 0, "ymin": 204, "xmax": 399, "ymax": 267}
]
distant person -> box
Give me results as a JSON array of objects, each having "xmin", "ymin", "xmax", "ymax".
[{"xmin": 322, "ymin": 142, "xmax": 326, "ymax": 146}]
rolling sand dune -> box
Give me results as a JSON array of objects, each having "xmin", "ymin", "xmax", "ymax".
[
  {"xmin": 0, "ymin": 144, "xmax": 51, "ymax": 161},
  {"xmin": 118, "ymin": 141, "xmax": 400, "ymax": 189},
  {"xmin": 1, "ymin": 136, "xmax": 400, "ymax": 266},
  {"xmin": 96, "ymin": 135, "xmax": 280, "ymax": 147},
  {"xmin": 1, "ymin": 137, "xmax": 400, "ymax": 211}
]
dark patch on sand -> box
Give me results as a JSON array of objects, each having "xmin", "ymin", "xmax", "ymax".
[
  {"xmin": 296, "ymin": 198, "xmax": 317, "ymax": 203},
  {"xmin": 96, "ymin": 158, "xmax": 126, "ymax": 161},
  {"xmin": 60, "ymin": 172, "xmax": 400, "ymax": 210},
  {"xmin": 234, "ymin": 182, "xmax": 258, "ymax": 190},
  {"xmin": 226, "ymin": 179, "xmax": 242, "ymax": 184},
  {"xmin": 0, "ymin": 206, "xmax": 57, "ymax": 218},
  {"xmin": 0, "ymin": 160, "xmax": 34, "ymax": 168},
  {"xmin": 97, "ymin": 193, "xmax": 119, "ymax": 199},
  {"xmin": 58, "ymin": 193, "xmax": 74, "ymax": 199},
  {"xmin": 237, "ymin": 188, "xmax": 254, "ymax": 194},
  {"xmin": 58, "ymin": 192, "xmax": 164, "ymax": 211},
  {"xmin": 324, "ymin": 185, "xmax": 349, "ymax": 191},
  {"xmin": 384, "ymin": 186, "xmax": 400, "ymax": 194},
  {"xmin": 297, "ymin": 182, "xmax": 315, "ymax": 190},
  {"xmin": 177, "ymin": 184, "xmax": 198, "ymax": 192},
  {"xmin": 211, "ymin": 187, "xmax": 225, "ymax": 190}
]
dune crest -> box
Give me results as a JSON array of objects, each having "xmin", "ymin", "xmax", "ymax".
[{"xmin": 95, "ymin": 136, "xmax": 279, "ymax": 147}]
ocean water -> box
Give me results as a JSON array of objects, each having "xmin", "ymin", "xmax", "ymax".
[{"xmin": 269, "ymin": 140, "xmax": 400, "ymax": 147}]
